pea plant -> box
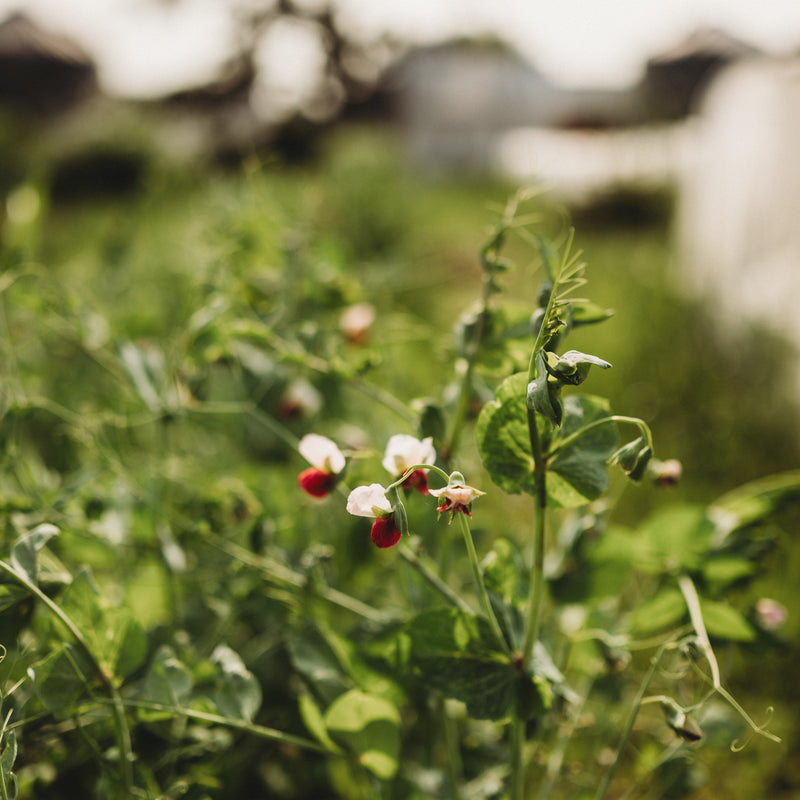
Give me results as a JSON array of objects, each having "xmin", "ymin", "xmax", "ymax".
[
  {"xmin": 0, "ymin": 186, "xmax": 793, "ymax": 799},
  {"xmin": 291, "ymin": 191, "xmax": 790, "ymax": 799}
]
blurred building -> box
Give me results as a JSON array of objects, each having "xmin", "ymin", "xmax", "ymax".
[
  {"xmin": 677, "ymin": 57, "xmax": 800, "ymax": 353},
  {"xmin": 384, "ymin": 38, "xmax": 643, "ymax": 172},
  {"xmin": 642, "ymin": 27, "xmax": 761, "ymax": 120},
  {"xmin": 0, "ymin": 13, "xmax": 97, "ymax": 117},
  {"xmin": 381, "ymin": 30, "xmax": 760, "ymax": 175}
]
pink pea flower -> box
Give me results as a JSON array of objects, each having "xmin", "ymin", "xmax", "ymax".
[
  {"xmin": 755, "ymin": 598, "xmax": 788, "ymax": 631},
  {"xmin": 346, "ymin": 483, "xmax": 401, "ymax": 548},
  {"xmin": 382, "ymin": 434, "xmax": 436, "ymax": 495},
  {"xmin": 429, "ymin": 481, "xmax": 485, "ymax": 518},
  {"xmin": 297, "ymin": 434, "xmax": 346, "ymax": 498}
]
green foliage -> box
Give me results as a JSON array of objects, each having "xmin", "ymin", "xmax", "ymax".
[
  {"xmin": 0, "ymin": 129, "xmax": 797, "ymax": 800},
  {"xmin": 477, "ymin": 375, "xmax": 616, "ymax": 506},
  {"xmin": 323, "ymin": 689, "xmax": 401, "ymax": 779},
  {"xmin": 401, "ymin": 608, "xmax": 550, "ymax": 721}
]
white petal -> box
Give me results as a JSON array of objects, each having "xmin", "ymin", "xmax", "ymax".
[
  {"xmin": 298, "ymin": 433, "xmax": 345, "ymax": 473},
  {"xmin": 429, "ymin": 484, "xmax": 485, "ymax": 504},
  {"xmin": 382, "ymin": 434, "xmax": 435, "ymax": 474},
  {"xmin": 346, "ymin": 484, "xmax": 392, "ymax": 517}
]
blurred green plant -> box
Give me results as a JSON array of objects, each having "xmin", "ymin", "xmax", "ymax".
[{"xmin": 0, "ymin": 139, "xmax": 798, "ymax": 798}]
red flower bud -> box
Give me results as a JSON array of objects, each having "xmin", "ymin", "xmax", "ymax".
[
  {"xmin": 370, "ymin": 515, "xmax": 401, "ymax": 548},
  {"xmin": 298, "ymin": 467, "xmax": 337, "ymax": 498},
  {"xmin": 402, "ymin": 468, "xmax": 430, "ymax": 495}
]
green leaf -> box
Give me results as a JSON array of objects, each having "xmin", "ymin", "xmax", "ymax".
[
  {"xmin": 482, "ymin": 538, "xmax": 525, "ymax": 602},
  {"xmin": 0, "ymin": 730, "xmax": 15, "ymax": 773},
  {"xmin": 569, "ymin": 300, "xmax": 614, "ymax": 327},
  {"xmin": 58, "ymin": 569, "xmax": 147, "ymax": 681},
  {"xmin": 699, "ymin": 600, "xmax": 757, "ymax": 643},
  {"xmin": 28, "ymin": 643, "xmax": 93, "ymax": 711},
  {"xmin": 10, "ymin": 523, "xmax": 59, "ymax": 586},
  {"xmin": 639, "ymin": 506, "xmax": 713, "ymax": 573},
  {"xmin": 208, "ymin": 645, "xmax": 262, "ymax": 722},
  {"xmin": 552, "ymin": 526, "xmax": 637, "ymax": 603},
  {"xmin": 324, "ymin": 690, "xmax": 400, "ymax": 780},
  {"xmin": 321, "ymin": 626, "xmax": 405, "ymax": 707},
  {"xmin": 298, "ymin": 692, "xmax": 343, "ymax": 754},
  {"xmin": 0, "ymin": 729, "xmax": 17, "ymax": 800},
  {"xmin": 476, "ymin": 375, "xmax": 616, "ymax": 507},
  {"xmin": 702, "ymin": 557, "xmax": 755, "ymax": 589},
  {"xmin": 629, "ymin": 588, "xmax": 686, "ymax": 635},
  {"xmin": 547, "ymin": 395, "xmax": 617, "ymax": 507},
  {"xmin": 476, "ymin": 372, "xmax": 536, "ymax": 495},
  {"xmin": 404, "ymin": 608, "xmax": 549, "ymax": 721},
  {"xmin": 142, "ymin": 646, "xmax": 194, "ymax": 718},
  {"xmin": 119, "ymin": 340, "xmax": 168, "ymax": 412},
  {"xmin": 709, "ymin": 470, "xmax": 800, "ymax": 540},
  {"xmin": 287, "ymin": 630, "xmax": 353, "ymax": 706}
]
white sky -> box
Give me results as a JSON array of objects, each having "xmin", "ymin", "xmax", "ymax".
[{"xmin": 3, "ymin": 0, "xmax": 800, "ymax": 97}]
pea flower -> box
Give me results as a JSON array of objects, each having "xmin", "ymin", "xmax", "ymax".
[
  {"xmin": 340, "ymin": 302, "xmax": 376, "ymax": 344},
  {"xmin": 346, "ymin": 483, "xmax": 401, "ymax": 548},
  {"xmin": 382, "ymin": 434, "xmax": 436, "ymax": 495},
  {"xmin": 297, "ymin": 434, "xmax": 346, "ymax": 498},
  {"xmin": 429, "ymin": 478, "xmax": 485, "ymax": 519},
  {"xmin": 650, "ymin": 458, "xmax": 683, "ymax": 488},
  {"xmin": 755, "ymin": 598, "xmax": 788, "ymax": 631}
]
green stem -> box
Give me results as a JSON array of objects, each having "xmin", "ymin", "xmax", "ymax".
[
  {"xmin": 521, "ymin": 407, "xmax": 548, "ymax": 671},
  {"xmin": 439, "ymin": 697, "xmax": 464, "ymax": 800},
  {"xmin": 546, "ymin": 415, "xmax": 653, "ymax": 460},
  {"xmin": 677, "ymin": 574, "xmax": 781, "ymax": 747},
  {"xmin": 351, "ymin": 377, "xmax": 418, "ymax": 425},
  {"xmin": 398, "ymin": 545, "xmax": 472, "ymax": 613},
  {"xmin": 386, "ymin": 463, "xmax": 451, "ymax": 494},
  {"xmin": 510, "ymin": 716, "xmax": 526, "ymax": 800},
  {"xmin": 443, "ymin": 190, "xmax": 523, "ymax": 461},
  {"xmin": 676, "ymin": 574, "xmax": 720, "ymax": 686},
  {"xmin": 443, "ymin": 357, "xmax": 475, "ymax": 462},
  {"xmin": 110, "ymin": 699, "xmax": 329, "ymax": 753},
  {"xmin": 207, "ymin": 534, "xmax": 388, "ymax": 623},
  {"xmin": 0, "ymin": 560, "xmax": 135, "ymax": 793},
  {"xmin": 594, "ymin": 641, "xmax": 671, "ymax": 800},
  {"xmin": 456, "ymin": 513, "xmax": 509, "ymax": 655}
]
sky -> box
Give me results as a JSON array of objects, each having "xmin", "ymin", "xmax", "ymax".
[{"xmin": 3, "ymin": 0, "xmax": 800, "ymax": 97}]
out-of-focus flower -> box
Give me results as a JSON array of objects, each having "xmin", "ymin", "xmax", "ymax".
[
  {"xmin": 650, "ymin": 458, "xmax": 683, "ymax": 487},
  {"xmin": 297, "ymin": 434, "xmax": 346, "ymax": 498},
  {"xmin": 346, "ymin": 483, "xmax": 401, "ymax": 548},
  {"xmin": 755, "ymin": 598, "xmax": 788, "ymax": 631},
  {"xmin": 340, "ymin": 302, "xmax": 376, "ymax": 344},
  {"xmin": 429, "ymin": 480, "xmax": 485, "ymax": 519},
  {"xmin": 382, "ymin": 434, "xmax": 436, "ymax": 495},
  {"xmin": 279, "ymin": 379, "xmax": 323, "ymax": 419}
]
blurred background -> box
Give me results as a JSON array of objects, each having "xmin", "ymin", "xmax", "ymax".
[
  {"xmin": 1, "ymin": 1, "xmax": 800, "ymax": 797},
  {"xmin": 2, "ymin": 0, "xmax": 799, "ymax": 498}
]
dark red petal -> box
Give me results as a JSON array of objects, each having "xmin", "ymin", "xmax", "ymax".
[
  {"xmin": 298, "ymin": 467, "xmax": 336, "ymax": 498},
  {"xmin": 370, "ymin": 515, "xmax": 401, "ymax": 548},
  {"xmin": 402, "ymin": 469, "xmax": 429, "ymax": 495}
]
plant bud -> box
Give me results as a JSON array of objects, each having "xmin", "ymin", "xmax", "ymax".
[
  {"xmin": 527, "ymin": 351, "xmax": 563, "ymax": 426},
  {"xmin": 527, "ymin": 374, "xmax": 563, "ymax": 426},
  {"xmin": 659, "ymin": 698, "xmax": 703, "ymax": 742},
  {"xmin": 537, "ymin": 280, "xmax": 552, "ymax": 308},
  {"xmin": 610, "ymin": 437, "xmax": 652, "ymax": 482},
  {"xmin": 547, "ymin": 350, "xmax": 612, "ymax": 386}
]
